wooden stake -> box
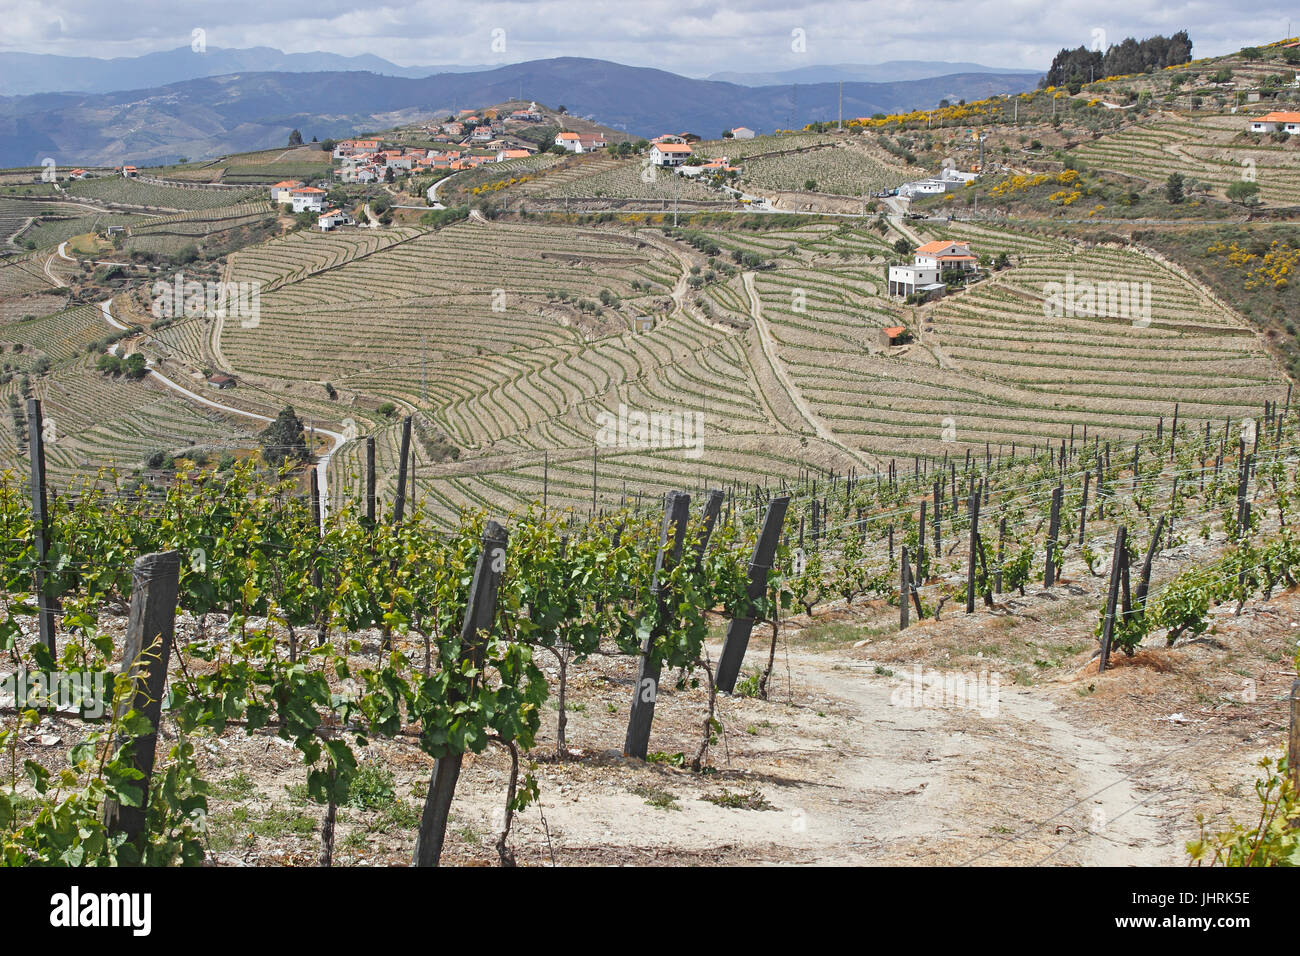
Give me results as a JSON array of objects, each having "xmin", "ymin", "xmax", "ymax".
[{"xmin": 103, "ymin": 551, "xmax": 181, "ymax": 846}]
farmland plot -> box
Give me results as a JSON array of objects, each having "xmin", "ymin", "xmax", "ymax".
[
  {"xmin": 64, "ymin": 177, "xmax": 263, "ymax": 210},
  {"xmin": 1074, "ymin": 113, "xmax": 1300, "ymax": 206}
]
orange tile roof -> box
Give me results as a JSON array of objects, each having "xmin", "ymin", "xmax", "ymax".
[
  {"xmin": 915, "ymin": 240, "xmax": 969, "ymax": 254},
  {"xmin": 883, "ymin": 326, "xmax": 907, "ymax": 337},
  {"xmin": 557, "ymin": 132, "xmax": 580, "ymax": 140},
  {"xmin": 1256, "ymin": 111, "xmax": 1300, "ymax": 123},
  {"xmin": 655, "ymin": 143, "xmax": 692, "ymax": 153},
  {"xmin": 272, "ymin": 180, "xmax": 302, "ymax": 188}
]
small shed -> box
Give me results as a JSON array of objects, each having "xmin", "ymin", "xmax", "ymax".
[
  {"xmin": 207, "ymin": 374, "xmax": 236, "ymax": 389},
  {"xmin": 881, "ymin": 325, "xmax": 911, "ymax": 347},
  {"xmin": 634, "ymin": 316, "xmax": 655, "ymax": 333}
]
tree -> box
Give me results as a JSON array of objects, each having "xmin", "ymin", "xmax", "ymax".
[
  {"xmin": 894, "ymin": 238, "xmax": 913, "ymax": 255},
  {"xmin": 722, "ymin": 129, "xmax": 734, "ymax": 138},
  {"xmin": 320, "ymin": 139, "xmax": 337, "ymax": 152},
  {"xmin": 259, "ymin": 406, "xmax": 310, "ymax": 468},
  {"xmin": 1165, "ymin": 172, "xmax": 1185, "ymax": 204},
  {"xmin": 288, "ymin": 129, "xmax": 304, "ymax": 146},
  {"xmin": 1226, "ymin": 180, "xmax": 1261, "ymax": 205}
]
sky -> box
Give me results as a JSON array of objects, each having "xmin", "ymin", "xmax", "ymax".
[{"xmin": 0, "ymin": 0, "xmax": 1292, "ymax": 75}]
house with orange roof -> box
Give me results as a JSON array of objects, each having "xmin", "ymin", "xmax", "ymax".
[
  {"xmin": 496, "ymin": 148, "xmax": 533, "ymax": 161},
  {"xmin": 68, "ymin": 169, "xmax": 87, "ymax": 180},
  {"xmin": 649, "ymin": 142, "xmax": 692, "ymax": 166},
  {"xmin": 121, "ymin": 165, "xmax": 138, "ymax": 177},
  {"xmin": 270, "ymin": 180, "xmax": 304, "ymax": 202},
  {"xmin": 318, "ymin": 208, "xmax": 355, "ymax": 231},
  {"xmin": 888, "ymin": 240, "xmax": 977, "ymax": 297},
  {"xmin": 289, "ymin": 186, "xmax": 328, "ymax": 213},
  {"xmin": 1250, "ymin": 111, "xmax": 1300, "ymax": 134}
]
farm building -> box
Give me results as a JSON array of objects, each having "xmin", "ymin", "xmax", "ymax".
[
  {"xmin": 290, "ymin": 187, "xmax": 327, "ymax": 213},
  {"xmin": 555, "ymin": 131, "xmax": 607, "ymax": 153},
  {"xmin": 1249, "ymin": 111, "xmax": 1300, "ymax": 134},
  {"xmin": 880, "ymin": 325, "xmax": 911, "ymax": 347},
  {"xmin": 318, "ymin": 208, "xmax": 354, "ymax": 231},
  {"xmin": 888, "ymin": 240, "xmax": 976, "ymax": 297},
  {"xmin": 270, "ymin": 180, "xmax": 303, "ymax": 202},
  {"xmin": 650, "ymin": 143, "xmax": 692, "ymax": 166},
  {"xmin": 731, "ymin": 127, "xmax": 756, "ymax": 139},
  {"xmin": 206, "ymin": 374, "xmax": 236, "ymax": 389}
]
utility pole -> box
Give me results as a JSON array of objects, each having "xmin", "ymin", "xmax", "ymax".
[{"xmin": 838, "ymin": 81, "xmax": 843, "ymax": 130}]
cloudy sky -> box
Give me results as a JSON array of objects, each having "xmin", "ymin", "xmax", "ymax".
[{"xmin": 1, "ymin": 0, "xmax": 1292, "ymax": 74}]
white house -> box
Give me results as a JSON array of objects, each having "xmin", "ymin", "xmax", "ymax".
[
  {"xmin": 649, "ymin": 143, "xmax": 692, "ymax": 166},
  {"xmin": 270, "ymin": 180, "xmax": 303, "ymax": 203},
  {"xmin": 318, "ymin": 208, "xmax": 354, "ymax": 231},
  {"xmin": 897, "ymin": 178, "xmax": 951, "ymax": 199},
  {"xmin": 555, "ymin": 131, "xmax": 607, "ymax": 153},
  {"xmin": 730, "ymin": 127, "xmax": 756, "ymax": 139},
  {"xmin": 290, "ymin": 186, "xmax": 327, "ymax": 213},
  {"xmin": 888, "ymin": 240, "xmax": 977, "ymax": 297},
  {"xmin": 1250, "ymin": 110, "xmax": 1300, "ymax": 134}
]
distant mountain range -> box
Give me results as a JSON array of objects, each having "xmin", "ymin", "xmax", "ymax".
[
  {"xmin": 0, "ymin": 46, "xmax": 492, "ymax": 97},
  {"xmin": 708, "ymin": 61, "xmax": 1043, "ymax": 86},
  {"xmin": 0, "ymin": 56, "xmax": 1043, "ymax": 168}
]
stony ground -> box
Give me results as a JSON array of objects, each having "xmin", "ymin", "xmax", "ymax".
[{"xmin": 13, "ymin": 549, "xmax": 1291, "ymax": 868}]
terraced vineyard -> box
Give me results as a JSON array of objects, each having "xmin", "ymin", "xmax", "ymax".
[
  {"xmin": 227, "ymin": 225, "xmax": 424, "ymax": 292},
  {"xmin": 63, "ymin": 177, "xmax": 263, "ymax": 210},
  {"xmin": 526, "ymin": 159, "xmax": 724, "ymax": 201},
  {"xmin": 739, "ymin": 143, "xmax": 924, "ymax": 197},
  {"xmin": 1073, "ymin": 112, "xmax": 1300, "ymax": 206},
  {"xmin": 0, "ymin": 197, "xmax": 123, "ymax": 247}
]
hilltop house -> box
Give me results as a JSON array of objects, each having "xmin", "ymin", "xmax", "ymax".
[
  {"xmin": 887, "ymin": 240, "xmax": 977, "ymax": 297},
  {"xmin": 730, "ymin": 127, "xmax": 756, "ymax": 139},
  {"xmin": 1250, "ymin": 111, "xmax": 1300, "ymax": 134},
  {"xmin": 650, "ymin": 143, "xmax": 692, "ymax": 166}
]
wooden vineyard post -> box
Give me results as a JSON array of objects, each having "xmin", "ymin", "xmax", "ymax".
[
  {"xmin": 1134, "ymin": 514, "xmax": 1165, "ymax": 612},
  {"xmin": 1289, "ymin": 681, "xmax": 1300, "ymax": 801},
  {"xmin": 717, "ymin": 496, "xmax": 789, "ymax": 694},
  {"xmin": 966, "ymin": 488, "xmax": 980, "ymax": 614},
  {"xmin": 899, "ymin": 545, "xmax": 911, "ymax": 631},
  {"xmin": 995, "ymin": 516, "xmax": 1006, "ymax": 594},
  {"xmin": 917, "ymin": 499, "xmax": 928, "ymax": 583},
  {"xmin": 25, "ymin": 399, "xmax": 55, "ymax": 658},
  {"xmin": 413, "ymin": 520, "xmax": 509, "ymax": 868},
  {"xmin": 1098, "ymin": 526, "xmax": 1127, "ymax": 674},
  {"xmin": 393, "ymin": 415, "xmax": 412, "ymax": 522},
  {"xmin": 624, "ymin": 492, "xmax": 690, "ymax": 760},
  {"xmin": 1045, "ymin": 485, "xmax": 1063, "ymax": 587},
  {"xmin": 103, "ymin": 551, "xmax": 181, "ymax": 848},
  {"xmin": 365, "ymin": 436, "xmax": 376, "ymax": 523},
  {"xmin": 932, "ymin": 480, "xmax": 941, "ymax": 558},
  {"xmin": 1078, "ymin": 469, "xmax": 1090, "ymax": 545}
]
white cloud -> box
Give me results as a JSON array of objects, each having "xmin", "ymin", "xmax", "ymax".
[{"xmin": 0, "ymin": 0, "xmax": 1291, "ymax": 72}]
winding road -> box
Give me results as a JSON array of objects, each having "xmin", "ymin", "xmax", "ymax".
[{"xmin": 98, "ymin": 298, "xmax": 347, "ymax": 523}]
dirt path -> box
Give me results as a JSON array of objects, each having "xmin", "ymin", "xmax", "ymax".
[{"xmin": 742, "ymin": 271, "xmax": 873, "ymax": 470}]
